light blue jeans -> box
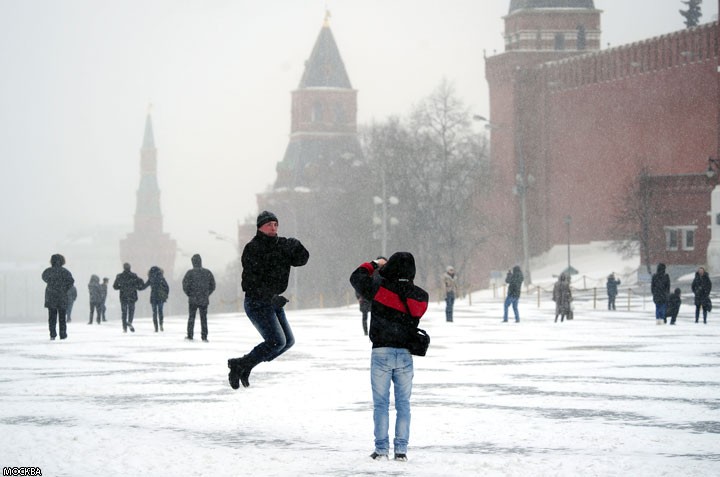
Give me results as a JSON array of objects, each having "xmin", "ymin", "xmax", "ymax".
[
  {"xmin": 503, "ymin": 296, "xmax": 519, "ymax": 322},
  {"xmin": 371, "ymin": 347, "xmax": 414, "ymax": 455}
]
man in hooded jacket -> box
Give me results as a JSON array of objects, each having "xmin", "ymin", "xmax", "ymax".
[
  {"xmin": 182, "ymin": 254, "xmax": 215, "ymax": 341},
  {"xmin": 350, "ymin": 252, "xmax": 429, "ymax": 462},
  {"xmin": 228, "ymin": 211, "xmax": 309, "ymax": 389},
  {"xmin": 651, "ymin": 263, "xmax": 671, "ymax": 324},
  {"xmin": 41, "ymin": 253, "xmax": 75, "ymax": 340}
]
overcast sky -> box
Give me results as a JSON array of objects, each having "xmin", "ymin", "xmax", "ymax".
[{"xmin": 0, "ymin": 0, "xmax": 717, "ymax": 273}]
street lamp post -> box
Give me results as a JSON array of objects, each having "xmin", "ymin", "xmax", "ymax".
[
  {"xmin": 704, "ymin": 157, "xmax": 720, "ymax": 274},
  {"xmin": 373, "ymin": 156, "xmax": 399, "ymax": 258},
  {"xmin": 208, "ymin": 229, "xmax": 242, "ymax": 312},
  {"xmin": 564, "ymin": 215, "xmax": 572, "ymax": 274}
]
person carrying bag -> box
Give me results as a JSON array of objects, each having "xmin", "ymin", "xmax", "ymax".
[{"xmin": 350, "ymin": 252, "xmax": 429, "ymax": 462}]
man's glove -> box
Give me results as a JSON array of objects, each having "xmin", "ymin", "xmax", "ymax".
[{"xmin": 271, "ymin": 295, "xmax": 289, "ymax": 308}]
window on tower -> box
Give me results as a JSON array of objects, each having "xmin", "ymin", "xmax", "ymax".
[
  {"xmin": 577, "ymin": 25, "xmax": 586, "ymax": 50},
  {"xmin": 554, "ymin": 33, "xmax": 565, "ymax": 51},
  {"xmin": 312, "ymin": 101, "xmax": 323, "ymax": 122}
]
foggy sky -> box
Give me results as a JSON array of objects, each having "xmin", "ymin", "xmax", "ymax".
[{"xmin": 0, "ymin": 0, "xmax": 716, "ymax": 273}]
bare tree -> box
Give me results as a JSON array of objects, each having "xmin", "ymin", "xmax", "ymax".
[
  {"xmin": 611, "ymin": 167, "xmax": 653, "ymax": 274},
  {"xmin": 360, "ymin": 80, "xmax": 492, "ymax": 287}
]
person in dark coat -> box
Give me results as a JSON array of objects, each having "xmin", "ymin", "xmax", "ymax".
[
  {"xmin": 606, "ymin": 273, "xmax": 621, "ymax": 311},
  {"xmin": 66, "ymin": 285, "xmax": 77, "ymax": 322},
  {"xmin": 228, "ymin": 211, "xmax": 309, "ymax": 389},
  {"xmin": 443, "ymin": 266, "xmax": 458, "ymax": 322},
  {"xmin": 553, "ymin": 273, "xmax": 572, "ymax": 323},
  {"xmin": 350, "ymin": 252, "xmax": 429, "ymax": 462},
  {"xmin": 691, "ymin": 266, "xmax": 712, "ymax": 324},
  {"xmin": 41, "ymin": 254, "xmax": 75, "ymax": 340},
  {"xmin": 667, "ymin": 288, "xmax": 682, "ymax": 325},
  {"xmin": 182, "ymin": 255, "xmax": 215, "ymax": 341},
  {"xmin": 99, "ymin": 277, "xmax": 109, "ymax": 322},
  {"xmin": 143, "ymin": 266, "xmax": 170, "ymax": 332},
  {"xmin": 88, "ymin": 275, "xmax": 103, "ymax": 324},
  {"xmin": 357, "ymin": 291, "xmax": 371, "ymax": 336},
  {"xmin": 113, "ymin": 263, "xmax": 145, "ymax": 333},
  {"xmin": 503, "ymin": 265, "xmax": 524, "ymax": 322},
  {"xmin": 651, "ymin": 263, "xmax": 671, "ymax": 324}
]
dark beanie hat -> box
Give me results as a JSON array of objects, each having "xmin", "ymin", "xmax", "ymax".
[{"xmin": 257, "ymin": 210, "xmax": 278, "ymax": 228}]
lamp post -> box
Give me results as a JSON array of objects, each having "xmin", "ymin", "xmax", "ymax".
[
  {"xmin": 564, "ymin": 215, "xmax": 573, "ymax": 276},
  {"xmin": 373, "ymin": 153, "xmax": 399, "ymax": 258},
  {"xmin": 476, "ymin": 114, "xmax": 532, "ymax": 283},
  {"xmin": 705, "ymin": 157, "xmax": 720, "ymax": 274},
  {"xmin": 208, "ymin": 229, "xmax": 242, "ymax": 312}
]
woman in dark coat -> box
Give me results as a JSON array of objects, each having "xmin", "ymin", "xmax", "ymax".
[
  {"xmin": 143, "ymin": 266, "xmax": 170, "ymax": 332},
  {"xmin": 691, "ymin": 266, "xmax": 712, "ymax": 324},
  {"xmin": 651, "ymin": 263, "xmax": 670, "ymax": 324},
  {"xmin": 41, "ymin": 254, "xmax": 75, "ymax": 340},
  {"xmin": 553, "ymin": 273, "xmax": 572, "ymax": 323}
]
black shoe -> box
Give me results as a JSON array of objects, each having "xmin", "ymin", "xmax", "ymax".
[
  {"xmin": 202, "ymin": 338, "xmax": 209, "ymax": 342},
  {"xmin": 128, "ymin": 324, "xmax": 135, "ymax": 332},
  {"xmin": 185, "ymin": 336, "xmax": 193, "ymax": 341},
  {"xmin": 394, "ymin": 454, "xmax": 408, "ymax": 462},
  {"xmin": 50, "ymin": 336, "xmax": 56, "ymax": 341},
  {"xmin": 160, "ymin": 324, "xmax": 164, "ymax": 332},
  {"xmin": 228, "ymin": 359, "xmax": 241, "ymax": 390},
  {"xmin": 370, "ymin": 452, "xmax": 388, "ymax": 461},
  {"xmin": 87, "ymin": 321, "xmax": 93, "ymax": 325}
]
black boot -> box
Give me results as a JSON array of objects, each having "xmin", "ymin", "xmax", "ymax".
[{"xmin": 228, "ymin": 357, "xmax": 254, "ymax": 389}]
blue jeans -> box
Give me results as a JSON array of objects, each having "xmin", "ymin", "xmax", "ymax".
[
  {"xmin": 244, "ymin": 297, "xmax": 294, "ymax": 366},
  {"xmin": 120, "ymin": 301, "xmax": 135, "ymax": 330},
  {"xmin": 445, "ymin": 292, "xmax": 455, "ymax": 322},
  {"xmin": 655, "ymin": 303, "xmax": 667, "ymax": 321},
  {"xmin": 371, "ymin": 347, "xmax": 413, "ymax": 455},
  {"xmin": 503, "ymin": 296, "xmax": 519, "ymax": 322},
  {"xmin": 151, "ymin": 301, "xmax": 164, "ymax": 330}
]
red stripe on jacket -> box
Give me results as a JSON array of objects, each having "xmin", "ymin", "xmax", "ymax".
[{"xmin": 374, "ymin": 286, "xmax": 427, "ymax": 319}]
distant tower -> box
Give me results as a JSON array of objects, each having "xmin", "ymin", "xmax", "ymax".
[
  {"xmin": 482, "ymin": 0, "xmax": 601, "ymax": 278},
  {"xmin": 256, "ymin": 12, "xmax": 373, "ymax": 307},
  {"xmin": 120, "ymin": 109, "xmax": 177, "ymax": 278}
]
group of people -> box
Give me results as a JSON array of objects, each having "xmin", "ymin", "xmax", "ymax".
[
  {"xmin": 42, "ymin": 254, "xmax": 216, "ymax": 341},
  {"xmin": 43, "ymin": 210, "xmax": 714, "ymax": 464},
  {"xmin": 651, "ymin": 263, "xmax": 712, "ymax": 325}
]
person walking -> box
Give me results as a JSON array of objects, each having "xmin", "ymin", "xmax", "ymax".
[
  {"xmin": 691, "ymin": 266, "xmax": 712, "ymax": 324},
  {"xmin": 66, "ymin": 285, "xmax": 77, "ymax": 322},
  {"xmin": 503, "ymin": 265, "xmax": 524, "ymax": 323},
  {"xmin": 88, "ymin": 275, "xmax": 103, "ymax": 324},
  {"xmin": 113, "ymin": 263, "xmax": 145, "ymax": 333},
  {"xmin": 443, "ymin": 266, "xmax": 458, "ymax": 322},
  {"xmin": 41, "ymin": 254, "xmax": 75, "ymax": 340},
  {"xmin": 667, "ymin": 288, "xmax": 682, "ymax": 325},
  {"xmin": 228, "ymin": 211, "xmax": 309, "ymax": 389},
  {"xmin": 182, "ymin": 255, "xmax": 215, "ymax": 341},
  {"xmin": 350, "ymin": 252, "xmax": 429, "ymax": 462},
  {"xmin": 606, "ymin": 273, "xmax": 621, "ymax": 311},
  {"xmin": 99, "ymin": 277, "xmax": 109, "ymax": 322},
  {"xmin": 651, "ymin": 263, "xmax": 671, "ymax": 325},
  {"xmin": 143, "ymin": 266, "xmax": 170, "ymax": 332},
  {"xmin": 553, "ymin": 273, "xmax": 572, "ymax": 323}
]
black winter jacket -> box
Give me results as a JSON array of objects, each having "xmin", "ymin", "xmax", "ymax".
[
  {"xmin": 113, "ymin": 270, "xmax": 145, "ymax": 303},
  {"xmin": 241, "ymin": 232, "xmax": 309, "ymax": 302},
  {"xmin": 350, "ymin": 252, "xmax": 429, "ymax": 350},
  {"xmin": 691, "ymin": 272, "xmax": 712, "ymax": 306},
  {"xmin": 651, "ymin": 264, "xmax": 670, "ymax": 305},
  {"xmin": 42, "ymin": 265, "xmax": 75, "ymax": 310}
]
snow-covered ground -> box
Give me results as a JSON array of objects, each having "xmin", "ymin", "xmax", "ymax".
[{"xmin": 2, "ymin": 245, "xmax": 719, "ymax": 476}]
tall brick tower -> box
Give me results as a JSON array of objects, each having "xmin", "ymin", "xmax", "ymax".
[
  {"xmin": 483, "ymin": 0, "xmax": 601, "ymax": 281},
  {"xmin": 120, "ymin": 110, "xmax": 177, "ymax": 279},
  {"xmin": 256, "ymin": 13, "xmax": 373, "ymax": 308}
]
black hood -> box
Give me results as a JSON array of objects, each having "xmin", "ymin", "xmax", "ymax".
[
  {"xmin": 379, "ymin": 252, "xmax": 416, "ymax": 281},
  {"xmin": 657, "ymin": 263, "xmax": 666, "ymax": 274}
]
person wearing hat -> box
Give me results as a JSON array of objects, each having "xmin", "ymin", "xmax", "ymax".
[
  {"xmin": 228, "ymin": 210, "xmax": 309, "ymax": 389},
  {"xmin": 443, "ymin": 265, "xmax": 457, "ymax": 322},
  {"xmin": 350, "ymin": 252, "xmax": 429, "ymax": 462}
]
